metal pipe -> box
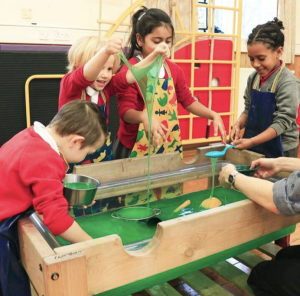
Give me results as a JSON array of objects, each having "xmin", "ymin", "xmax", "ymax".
[
  {"xmin": 99, "ymin": 161, "xmax": 229, "ymax": 191},
  {"xmin": 29, "ymin": 212, "xmax": 61, "ymax": 249}
]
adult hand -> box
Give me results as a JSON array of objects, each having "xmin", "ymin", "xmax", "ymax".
[
  {"xmin": 218, "ymin": 164, "xmax": 237, "ymax": 189},
  {"xmin": 250, "ymin": 158, "xmax": 279, "ymax": 179}
]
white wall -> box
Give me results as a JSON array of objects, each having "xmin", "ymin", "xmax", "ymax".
[
  {"xmin": 239, "ymin": 1, "xmax": 300, "ymax": 54},
  {"xmin": 238, "ymin": 68, "xmax": 254, "ymax": 116},
  {"xmin": 0, "ymin": 0, "xmax": 131, "ymax": 45},
  {"xmin": 1, "ymin": 0, "xmax": 299, "ymax": 51}
]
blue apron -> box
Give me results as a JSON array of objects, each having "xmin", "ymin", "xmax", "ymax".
[
  {"xmin": 67, "ymin": 90, "xmax": 113, "ymax": 173},
  {"xmin": 243, "ymin": 65, "xmax": 284, "ymax": 158},
  {"xmin": 0, "ymin": 213, "xmax": 31, "ymax": 296}
]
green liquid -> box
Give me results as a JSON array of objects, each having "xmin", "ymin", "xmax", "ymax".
[
  {"xmin": 57, "ymin": 187, "xmax": 295, "ymax": 296},
  {"xmin": 117, "ymin": 207, "xmax": 154, "ymax": 219},
  {"xmin": 210, "ymin": 158, "xmax": 217, "ymax": 198},
  {"xmin": 201, "ymin": 158, "xmax": 217, "ymax": 209},
  {"xmin": 147, "ymin": 111, "xmax": 152, "ymax": 208},
  {"xmin": 58, "ymin": 187, "xmax": 247, "ymax": 246},
  {"xmin": 64, "ymin": 182, "xmax": 95, "ymax": 190},
  {"xmin": 145, "ymin": 77, "xmax": 157, "ymax": 208},
  {"xmin": 118, "ymin": 52, "xmax": 163, "ymax": 210}
]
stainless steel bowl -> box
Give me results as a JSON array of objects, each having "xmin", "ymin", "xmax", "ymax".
[{"xmin": 62, "ymin": 174, "xmax": 100, "ymax": 207}]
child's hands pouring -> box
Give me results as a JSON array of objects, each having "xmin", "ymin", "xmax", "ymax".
[
  {"xmin": 104, "ymin": 36, "xmax": 124, "ymax": 55},
  {"xmin": 154, "ymin": 42, "xmax": 170, "ymax": 59}
]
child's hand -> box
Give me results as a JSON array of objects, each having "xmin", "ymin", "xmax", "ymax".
[
  {"xmin": 104, "ymin": 37, "xmax": 124, "ymax": 55},
  {"xmin": 142, "ymin": 115, "xmax": 168, "ymax": 147},
  {"xmin": 231, "ymin": 138, "xmax": 254, "ymax": 150},
  {"xmin": 230, "ymin": 124, "xmax": 241, "ymax": 142},
  {"xmin": 68, "ymin": 200, "xmax": 96, "ymax": 210},
  {"xmin": 154, "ymin": 42, "xmax": 170, "ymax": 59},
  {"xmin": 230, "ymin": 115, "xmax": 247, "ymax": 142},
  {"xmin": 212, "ymin": 113, "xmax": 227, "ymax": 144},
  {"xmin": 83, "ymin": 200, "xmax": 96, "ymax": 209}
]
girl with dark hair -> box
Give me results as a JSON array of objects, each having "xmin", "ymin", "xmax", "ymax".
[
  {"xmin": 114, "ymin": 6, "xmax": 226, "ymax": 160},
  {"xmin": 231, "ymin": 18, "xmax": 300, "ymax": 159},
  {"xmin": 230, "ymin": 18, "xmax": 300, "ymax": 248}
]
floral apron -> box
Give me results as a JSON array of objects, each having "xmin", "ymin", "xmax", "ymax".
[
  {"xmin": 130, "ymin": 62, "xmax": 183, "ymax": 159},
  {"xmin": 125, "ymin": 62, "xmax": 183, "ymax": 206}
]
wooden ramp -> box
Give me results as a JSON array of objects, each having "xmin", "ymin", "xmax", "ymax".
[{"xmin": 130, "ymin": 243, "xmax": 280, "ymax": 296}]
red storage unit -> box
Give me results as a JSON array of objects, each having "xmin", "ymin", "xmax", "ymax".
[{"xmin": 174, "ymin": 39, "xmax": 233, "ymax": 142}]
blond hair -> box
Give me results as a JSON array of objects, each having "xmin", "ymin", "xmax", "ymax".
[{"xmin": 67, "ymin": 36, "xmax": 120, "ymax": 73}]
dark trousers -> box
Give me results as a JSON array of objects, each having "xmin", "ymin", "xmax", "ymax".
[
  {"xmin": 0, "ymin": 215, "xmax": 31, "ymax": 296},
  {"xmin": 248, "ymin": 245, "xmax": 300, "ymax": 296}
]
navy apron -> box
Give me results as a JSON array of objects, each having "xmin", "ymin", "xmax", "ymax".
[
  {"xmin": 243, "ymin": 65, "xmax": 284, "ymax": 158},
  {"xmin": 67, "ymin": 90, "xmax": 113, "ymax": 173},
  {"xmin": 0, "ymin": 213, "xmax": 32, "ymax": 296}
]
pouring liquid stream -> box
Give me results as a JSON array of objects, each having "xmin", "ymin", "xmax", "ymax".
[
  {"xmin": 118, "ymin": 51, "xmax": 163, "ymax": 209},
  {"xmin": 202, "ymin": 145, "xmax": 236, "ymax": 209},
  {"xmin": 207, "ymin": 158, "xmax": 217, "ymax": 208}
]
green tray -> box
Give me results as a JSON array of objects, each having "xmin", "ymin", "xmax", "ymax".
[{"xmin": 236, "ymin": 164, "xmax": 258, "ymax": 176}]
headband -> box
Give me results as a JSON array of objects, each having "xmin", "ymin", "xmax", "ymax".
[{"xmin": 138, "ymin": 12, "xmax": 146, "ymax": 21}]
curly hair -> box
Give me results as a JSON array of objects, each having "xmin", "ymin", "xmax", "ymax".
[{"xmin": 247, "ymin": 17, "xmax": 285, "ymax": 50}]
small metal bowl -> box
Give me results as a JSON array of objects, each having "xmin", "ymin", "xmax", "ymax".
[{"xmin": 62, "ymin": 174, "xmax": 100, "ymax": 207}]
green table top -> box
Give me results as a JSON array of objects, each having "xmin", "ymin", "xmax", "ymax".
[
  {"xmin": 58, "ymin": 187, "xmax": 247, "ymax": 246},
  {"xmin": 56, "ymin": 187, "xmax": 295, "ymax": 296}
]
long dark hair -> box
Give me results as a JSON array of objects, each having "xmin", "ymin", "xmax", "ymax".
[
  {"xmin": 127, "ymin": 6, "xmax": 174, "ymax": 59},
  {"xmin": 247, "ymin": 17, "xmax": 285, "ymax": 50}
]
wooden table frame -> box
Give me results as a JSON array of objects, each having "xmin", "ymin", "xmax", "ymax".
[{"xmin": 19, "ymin": 147, "xmax": 300, "ymax": 296}]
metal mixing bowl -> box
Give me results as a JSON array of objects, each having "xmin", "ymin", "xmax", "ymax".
[{"xmin": 62, "ymin": 174, "xmax": 100, "ymax": 207}]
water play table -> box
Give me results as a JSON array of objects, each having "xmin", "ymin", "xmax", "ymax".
[{"xmin": 18, "ymin": 147, "xmax": 300, "ymax": 296}]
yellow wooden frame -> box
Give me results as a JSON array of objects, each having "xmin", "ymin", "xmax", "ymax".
[
  {"xmin": 102, "ymin": 0, "xmax": 243, "ymax": 145},
  {"xmin": 25, "ymin": 75, "xmax": 64, "ymax": 128}
]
